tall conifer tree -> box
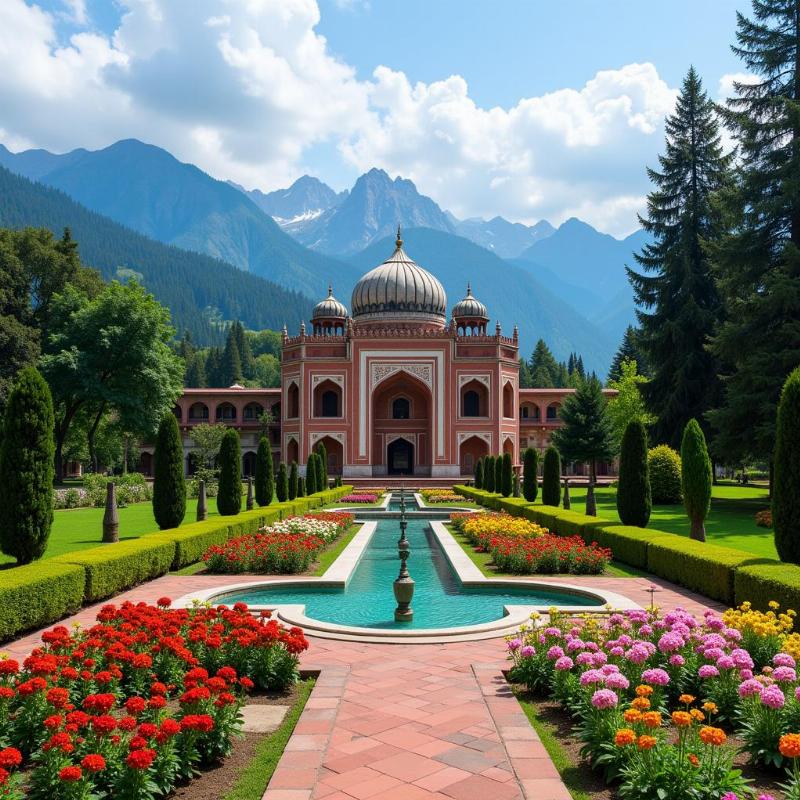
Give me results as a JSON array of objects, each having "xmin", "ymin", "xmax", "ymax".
[
  {"xmin": 221, "ymin": 331, "xmax": 243, "ymax": 387},
  {"xmin": 628, "ymin": 67, "xmax": 731, "ymax": 449},
  {"xmin": 608, "ymin": 326, "xmax": 650, "ymax": 382}
]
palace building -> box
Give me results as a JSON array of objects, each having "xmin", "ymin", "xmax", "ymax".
[{"xmin": 158, "ymin": 231, "xmax": 616, "ymax": 483}]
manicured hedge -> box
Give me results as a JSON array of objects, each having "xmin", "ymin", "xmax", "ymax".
[
  {"xmin": 734, "ymin": 562, "xmax": 800, "ymax": 612},
  {"xmin": 0, "ymin": 561, "xmax": 84, "ymax": 640}
]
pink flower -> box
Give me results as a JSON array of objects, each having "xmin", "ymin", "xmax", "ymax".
[
  {"xmin": 774, "ymin": 653, "xmax": 796, "ymax": 668},
  {"xmin": 641, "ymin": 668, "xmax": 669, "ymax": 686},
  {"xmin": 739, "ymin": 679, "xmax": 764, "ymax": 698},
  {"xmin": 546, "ymin": 646, "xmax": 565, "ymax": 661},
  {"xmin": 520, "ymin": 646, "xmax": 535, "ymax": 658},
  {"xmin": 591, "ymin": 689, "xmax": 618, "ymax": 709},
  {"xmin": 760, "ymin": 684, "xmax": 785, "ymax": 709},
  {"xmin": 605, "ymin": 672, "xmax": 630, "ymax": 690},
  {"xmin": 716, "ymin": 655, "xmax": 735, "ymax": 670},
  {"xmin": 669, "ymin": 654, "xmax": 685, "ymax": 667},
  {"xmin": 507, "ymin": 639, "xmax": 522, "ymax": 651},
  {"xmin": 772, "ymin": 666, "xmax": 797, "ymax": 683},
  {"xmin": 698, "ymin": 665, "xmax": 719, "ymax": 679},
  {"xmin": 579, "ymin": 669, "xmax": 605, "ymax": 686},
  {"xmin": 554, "ymin": 657, "xmax": 573, "ymax": 671},
  {"xmin": 657, "ymin": 632, "xmax": 684, "ymax": 653}
]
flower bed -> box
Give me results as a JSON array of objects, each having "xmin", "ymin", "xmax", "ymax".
[
  {"xmin": 0, "ymin": 599, "xmax": 307, "ymax": 799},
  {"xmin": 338, "ymin": 493, "xmax": 379, "ymax": 504},
  {"xmin": 506, "ymin": 602, "xmax": 800, "ymax": 799},
  {"xmin": 202, "ymin": 512, "xmax": 353, "ymax": 574},
  {"xmin": 53, "ymin": 474, "xmax": 152, "ymax": 510},
  {"xmin": 420, "ymin": 489, "xmax": 463, "ymax": 504}
]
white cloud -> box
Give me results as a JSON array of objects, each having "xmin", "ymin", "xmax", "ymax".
[{"xmin": 0, "ymin": 0, "xmax": 682, "ymax": 235}]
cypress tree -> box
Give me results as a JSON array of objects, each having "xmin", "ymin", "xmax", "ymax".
[
  {"xmin": 494, "ymin": 455, "xmax": 503, "ymax": 496},
  {"xmin": 628, "ymin": 67, "xmax": 731, "ymax": 448},
  {"xmin": 680, "ymin": 419, "xmax": 712, "ymax": 542},
  {"xmin": 501, "ymin": 452, "xmax": 513, "ymax": 497},
  {"xmin": 255, "ymin": 436, "xmax": 274, "ymax": 506},
  {"xmin": 710, "ymin": 3, "xmax": 800, "ymax": 467},
  {"xmin": 276, "ymin": 462, "xmax": 289, "ymax": 503},
  {"xmin": 221, "ymin": 331, "xmax": 243, "ymax": 386},
  {"xmin": 316, "ymin": 441, "xmax": 328, "ymax": 490},
  {"xmin": 542, "ymin": 447, "xmax": 562, "ymax": 507},
  {"xmin": 288, "ymin": 461, "xmax": 298, "ymax": 501},
  {"xmin": 298, "ymin": 476, "xmax": 306, "ymax": 497},
  {"xmin": 616, "ymin": 420, "xmax": 651, "ymax": 527},
  {"xmin": 522, "ymin": 448, "xmax": 538, "ymax": 502},
  {"xmin": 474, "ymin": 457, "xmax": 484, "ymax": 489},
  {"xmin": 305, "ymin": 453, "xmax": 318, "ymax": 495},
  {"xmin": 152, "ymin": 412, "xmax": 186, "ymax": 530},
  {"xmin": 774, "ymin": 368, "xmax": 800, "ymax": 563},
  {"xmin": 314, "ymin": 451, "xmax": 325, "ymax": 493},
  {"xmin": 216, "ymin": 429, "xmax": 242, "ymax": 516},
  {"xmin": 0, "ymin": 367, "xmax": 55, "ymax": 564},
  {"xmin": 484, "ymin": 455, "xmax": 495, "ymax": 493}
]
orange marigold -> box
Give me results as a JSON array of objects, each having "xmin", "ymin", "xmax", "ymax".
[
  {"xmin": 688, "ymin": 753, "xmax": 699, "ymax": 767},
  {"xmin": 679, "ymin": 694, "xmax": 695, "ymax": 705},
  {"xmin": 702, "ymin": 702, "xmax": 718, "ymax": 715},
  {"xmin": 690, "ymin": 709, "xmax": 705, "ymax": 722},
  {"xmin": 699, "ymin": 726, "xmax": 726, "ymax": 746},
  {"xmin": 635, "ymin": 685, "xmax": 654, "ymax": 697},
  {"xmin": 631, "ymin": 697, "xmax": 651, "ymax": 711},
  {"xmin": 779, "ymin": 733, "xmax": 800, "ymax": 759},
  {"xmin": 623, "ymin": 709, "xmax": 642, "ymax": 724},
  {"xmin": 615, "ymin": 729, "xmax": 636, "ymax": 747},
  {"xmin": 637, "ymin": 735, "xmax": 657, "ymax": 750},
  {"xmin": 642, "ymin": 711, "xmax": 662, "ymax": 729},
  {"xmin": 671, "ymin": 711, "xmax": 692, "ymax": 728}
]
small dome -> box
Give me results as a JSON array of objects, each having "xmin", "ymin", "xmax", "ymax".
[
  {"xmin": 452, "ymin": 284, "xmax": 488, "ymax": 320},
  {"xmin": 312, "ymin": 285, "xmax": 348, "ymax": 320},
  {"xmin": 351, "ymin": 228, "xmax": 447, "ymax": 326}
]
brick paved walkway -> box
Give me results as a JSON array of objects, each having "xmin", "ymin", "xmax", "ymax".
[{"xmin": 1, "ymin": 574, "xmax": 723, "ymax": 800}]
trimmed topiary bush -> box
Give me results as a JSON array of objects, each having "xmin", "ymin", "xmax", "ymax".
[
  {"xmin": 152, "ymin": 412, "xmax": 186, "ymax": 530},
  {"xmin": 617, "ymin": 420, "xmax": 651, "ymax": 527},
  {"xmin": 298, "ymin": 476, "xmax": 306, "ymax": 497},
  {"xmin": 255, "ymin": 436, "xmax": 274, "ymax": 506},
  {"xmin": 288, "ymin": 461, "xmax": 298, "ymax": 501},
  {"xmin": 542, "ymin": 447, "xmax": 561, "ymax": 507},
  {"xmin": 0, "ymin": 366, "xmax": 55, "ymax": 564},
  {"xmin": 484, "ymin": 456, "xmax": 495, "ymax": 493},
  {"xmin": 774, "ymin": 368, "xmax": 800, "ymax": 564},
  {"xmin": 648, "ymin": 444, "xmax": 682, "ymax": 504},
  {"xmin": 681, "ymin": 419, "xmax": 712, "ymax": 542},
  {"xmin": 276, "ymin": 462, "xmax": 289, "ymax": 503},
  {"xmin": 501, "ymin": 452, "xmax": 513, "ymax": 497},
  {"xmin": 522, "ymin": 448, "xmax": 538, "ymax": 502},
  {"xmin": 734, "ymin": 562, "xmax": 800, "ymax": 613},
  {"xmin": 316, "ymin": 442, "xmax": 328, "ymax": 491},
  {"xmin": 306, "ymin": 453, "xmax": 318, "ymax": 495},
  {"xmin": 216, "ymin": 428, "xmax": 242, "ymax": 516},
  {"xmin": 495, "ymin": 455, "xmax": 503, "ymax": 496},
  {"xmin": 475, "ymin": 457, "xmax": 484, "ymax": 490}
]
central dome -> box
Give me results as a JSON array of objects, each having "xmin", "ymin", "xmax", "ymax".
[{"xmin": 351, "ymin": 229, "xmax": 447, "ymax": 327}]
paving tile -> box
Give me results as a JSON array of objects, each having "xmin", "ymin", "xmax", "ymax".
[
  {"xmin": 370, "ymin": 751, "xmax": 447, "ymax": 781},
  {"xmin": 433, "ymin": 746, "xmax": 502, "ymax": 773},
  {"xmin": 439, "ymin": 773, "xmax": 521, "ymax": 800},
  {"xmin": 413, "ymin": 766, "xmax": 473, "ymax": 792}
]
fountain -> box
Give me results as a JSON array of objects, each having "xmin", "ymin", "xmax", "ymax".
[{"xmin": 393, "ymin": 486, "xmax": 415, "ymax": 621}]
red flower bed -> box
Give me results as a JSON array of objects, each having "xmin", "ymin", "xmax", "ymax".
[
  {"xmin": 488, "ymin": 534, "xmax": 611, "ymax": 575},
  {"xmin": 0, "ymin": 599, "xmax": 308, "ymax": 799}
]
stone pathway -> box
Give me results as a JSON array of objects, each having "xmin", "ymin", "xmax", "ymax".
[{"xmin": 1, "ymin": 574, "xmax": 723, "ymax": 800}]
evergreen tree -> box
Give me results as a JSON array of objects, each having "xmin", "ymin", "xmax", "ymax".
[
  {"xmin": 314, "ymin": 450, "xmax": 325, "ymax": 492},
  {"xmin": 551, "ymin": 376, "xmax": 616, "ymax": 481},
  {"xmin": 288, "ymin": 461, "xmax": 298, "ymax": 501},
  {"xmin": 484, "ymin": 455, "xmax": 495, "ymax": 493},
  {"xmin": 494, "ymin": 455, "xmax": 503, "ymax": 495},
  {"xmin": 710, "ymin": 3, "xmax": 800, "ymax": 465},
  {"xmin": 216, "ymin": 429, "xmax": 242, "ymax": 516},
  {"xmin": 221, "ymin": 331, "xmax": 243, "ymax": 387},
  {"xmin": 474, "ymin": 457, "xmax": 484, "ymax": 489},
  {"xmin": 298, "ymin": 476, "xmax": 306, "ymax": 497},
  {"xmin": 542, "ymin": 447, "xmax": 562, "ymax": 507},
  {"xmin": 185, "ymin": 353, "xmax": 206, "ymax": 388},
  {"xmin": 0, "ymin": 367, "xmax": 54, "ymax": 564},
  {"xmin": 607, "ymin": 359, "xmax": 657, "ymax": 451},
  {"xmin": 276, "ymin": 463, "xmax": 289, "ymax": 503},
  {"xmin": 617, "ymin": 420, "xmax": 651, "ymax": 527},
  {"xmin": 628, "ymin": 67, "xmax": 731, "ymax": 449},
  {"xmin": 231, "ymin": 320, "xmax": 255, "ymax": 379},
  {"xmin": 205, "ymin": 347, "xmax": 223, "ymax": 387},
  {"xmin": 681, "ymin": 419, "xmax": 712, "ymax": 542},
  {"xmin": 518, "ymin": 358, "xmax": 533, "ymax": 389},
  {"xmin": 608, "ymin": 326, "xmax": 650, "ymax": 382},
  {"xmin": 522, "ymin": 448, "xmax": 539, "ymax": 502},
  {"xmin": 152, "ymin": 412, "xmax": 186, "ymax": 529},
  {"xmin": 305, "ymin": 453, "xmax": 318, "ymax": 495},
  {"xmin": 255, "ymin": 436, "xmax": 274, "ymax": 506},
  {"xmin": 316, "ymin": 441, "xmax": 328, "ymax": 490},
  {"xmin": 178, "ymin": 331, "xmax": 194, "ymax": 361},
  {"xmin": 774, "ymin": 368, "xmax": 800, "ymax": 563},
  {"xmin": 501, "ymin": 452, "xmax": 513, "ymax": 497},
  {"xmin": 529, "ymin": 339, "xmax": 559, "ymax": 387}
]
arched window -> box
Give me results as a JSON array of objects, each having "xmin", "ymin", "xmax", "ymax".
[
  {"xmin": 188, "ymin": 402, "xmax": 209, "ymax": 421},
  {"xmin": 216, "ymin": 402, "xmax": 236, "ymax": 422},
  {"xmin": 546, "ymin": 403, "xmax": 559, "ymax": 421},
  {"xmin": 392, "ymin": 397, "xmax": 410, "ymax": 419},
  {"xmin": 463, "ymin": 390, "xmax": 480, "ymax": 417},
  {"xmin": 321, "ymin": 390, "xmax": 339, "ymax": 417},
  {"xmin": 287, "ymin": 383, "xmax": 299, "ymax": 418},
  {"xmin": 243, "ymin": 402, "xmax": 263, "ymax": 421},
  {"xmin": 503, "ymin": 382, "xmax": 514, "ymax": 418}
]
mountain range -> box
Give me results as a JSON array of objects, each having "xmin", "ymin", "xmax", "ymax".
[{"xmin": 0, "ymin": 137, "xmax": 650, "ymax": 373}]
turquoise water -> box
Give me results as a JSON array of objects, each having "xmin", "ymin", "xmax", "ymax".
[{"xmin": 216, "ymin": 518, "xmax": 601, "ymax": 629}]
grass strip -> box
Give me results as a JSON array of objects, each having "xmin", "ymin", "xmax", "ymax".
[
  {"xmin": 223, "ymin": 677, "xmax": 315, "ymax": 800},
  {"xmin": 313, "ymin": 524, "xmax": 361, "ymax": 576}
]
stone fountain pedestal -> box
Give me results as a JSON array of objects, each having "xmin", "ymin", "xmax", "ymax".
[{"xmin": 393, "ymin": 488, "xmax": 415, "ymax": 622}]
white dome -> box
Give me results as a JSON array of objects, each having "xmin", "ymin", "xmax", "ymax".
[
  {"xmin": 312, "ymin": 286, "xmax": 348, "ymax": 320},
  {"xmin": 452, "ymin": 284, "xmax": 488, "ymax": 320}
]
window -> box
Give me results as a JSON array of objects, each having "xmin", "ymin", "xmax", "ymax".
[
  {"xmin": 503, "ymin": 382, "xmax": 514, "ymax": 418},
  {"xmin": 188, "ymin": 402, "xmax": 209, "ymax": 421},
  {"xmin": 392, "ymin": 397, "xmax": 410, "ymax": 419},
  {"xmin": 463, "ymin": 390, "xmax": 480, "ymax": 417},
  {"xmin": 243, "ymin": 402, "xmax": 263, "ymax": 420},
  {"xmin": 547, "ymin": 404, "xmax": 558, "ymax": 420},
  {"xmin": 287, "ymin": 383, "xmax": 299, "ymax": 418},
  {"xmin": 521, "ymin": 406, "xmax": 529, "ymax": 419},
  {"xmin": 216, "ymin": 403, "xmax": 236, "ymax": 421},
  {"xmin": 321, "ymin": 390, "xmax": 339, "ymax": 417}
]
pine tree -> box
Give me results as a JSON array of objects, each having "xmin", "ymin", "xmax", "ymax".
[
  {"xmin": 152, "ymin": 413, "xmax": 186, "ymax": 529},
  {"xmin": 681, "ymin": 419, "xmax": 712, "ymax": 542},
  {"xmin": 710, "ymin": 3, "xmax": 800, "ymax": 466},
  {"xmin": 518, "ymin": 358, "xmax": 533, "ymax": 389},
  {"xmin": 216, "ymin": 429, "xmax": 242, "ymax": 516},
  {"xmin": 608, "ymin": 326, "xmax": 649, "ymax": 382},
  {"xmin": 205, "ymin": 347, "xmax": 223, "ymax": 387},
  {"xmin": 221, "ymin": 331, "xmax": 243, "ymax": 387},
  {"xmin": 529, "ymin": 340, "xmax": 559, "ymax": 387},
  {"xmin": 484, "ymin": 455, "xmax": 495, "ymax": 493},
  {"xmin": 628, "ymin": 67, "xmax": 731, "ymax": 449},
  {"xmin": 501, "ymin": 452, "xmax": 513, "ymax": 497},
  {"xmin": 305, "ymin": 453, "xmax": 318, "ymax": 495},
  {"xmin": 542, "ymin": 447, "xmax": 562, "ymax": 507},
  {"xmin": 551, "ymin": 376, "xmax": 616, "ymax": 480},
  {"xmin": 0, "ymin": 367, "xmax": 55, "ymax": 564},
  {"xmin": 617, "ymin": 420, "xmax": 651, "ymax": 527},
  {"xmin": 185, "ymin": 353, "xmax": 206, "ymax": 388},
  {"xmin": 474, "ymin": 457, "xmax": 484, "ymax": 489},
  {"xmin": 255, "ymin": 436, "xmax": 274, "ymax": 506},
  {"xmin": 494, "ymin": 455, "xmax": 503, "ymax": 495},
  {"xmin": 231, "ymin": 320, "xmax": 255, "ymax": 379},
  {"xmin": 316, "ymin": 441, "xmax": 328, "ymax": 490},
  {"xmin": 774, "ymin": 368, "xmax": 800, "ymax": 563},
  {"xmin": 522, "ymin": 448, "xmax": 538, "ymax": 502},
  {"xmin": 288, "ymin": 461, "xmax": 298, "ymax": 501},
  {"xmin": 276, "ymin": 463, "xmax": 289, "ymax": 503}
]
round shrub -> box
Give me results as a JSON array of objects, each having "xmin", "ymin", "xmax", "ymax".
[
  {"xmin": 648, "ymin": 444, "xmax": 682, "ymax": 504},
  {"xmin": 276, "ymin": 462, "xmax": 289, "ymax": 503},
  {"xmin": 774, "ymin": 368, "xmax": 800, "ymax": 563},
  {"xmin": 0, "ymin": 367, "xmax": 55, "ymax": 564},
  {"xmin": 152, "ymin": 412, "xmax": 186, "ymax": 530},
  {"xmin": 542, "ymin": 446, "xmax": 561, "ymax": 507},
  {"xmin": 617, "ymin": 420, "xmax": 651, "ymax": 527},
  {"xmin": 522, "ymin": 448, "xmax": 538, "ymax": 502},
  {"xmin": 216, "ymin": 429, "xmax": 242, "ymax": 516}
]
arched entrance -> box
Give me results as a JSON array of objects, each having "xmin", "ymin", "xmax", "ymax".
[
  {"xmin": 387, "ymin": 438, "xmax": 414, "ymax": 475},
  {"xmin": 315, "ymin": 435, "xmax": 344, "ymax": 476},
  {"xmin": 459, "ymin": 435, "xmax": 489, "ymax": 476}
]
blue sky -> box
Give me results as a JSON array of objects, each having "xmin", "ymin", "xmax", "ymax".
[{"xmin": 2, "ymin": 0, "xmax": 751, "ymax": 235}]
